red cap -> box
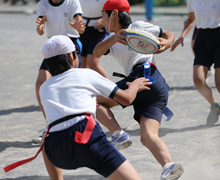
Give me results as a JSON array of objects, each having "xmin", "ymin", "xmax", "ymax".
[{"xmin": 103, "ymin": 0, "xmax": 130, "ymax": 13}]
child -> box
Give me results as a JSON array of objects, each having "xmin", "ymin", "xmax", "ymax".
[
  {"xmin": 35, "ymin": 0, "xmax": 85, "ymax": 119},
  {"xmin": 93, "ymin": 0, "xmax": 184, "ymax": 179},
  {"xmin": 40, "ymin": 35, "xmax": 152, "ymax": 179}
]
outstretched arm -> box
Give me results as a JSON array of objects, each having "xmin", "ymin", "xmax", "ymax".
[
  {"xmin": 93, "ymin": 29, "xmax": 128, "ymax": 58},
  {"xmin": 113, "ymin": 77, "xmax": 152, "ymax": 105},
  {"xmin": 171, "ymin": 12, "xmax": 195, "ymax": 51}
]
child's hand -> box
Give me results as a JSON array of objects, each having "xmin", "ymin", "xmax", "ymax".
[
  {"xmin": 126, "ymin": 77, "xmax": 152, "ymax": 92},
  {"xmin": 69, "ymin": 17, "xmax": 86, "ymax": 34},
  {"xmin": 170, "ymin": 37, "xmax": 184, "ymax": 52},
  {"xmin": 94, "ymin": 19, "xmax": 104, "ymax": 30},
  {"xmin": 155, "ymin": 38, "xmax": 170, "ymax": 54},
  {"xmin": 36, "ymin": 14, "xmax": 47, "ymax": 35},
  {"xmin": 114, "ymin": 29, "xmax": 127, "ymax": 45}
]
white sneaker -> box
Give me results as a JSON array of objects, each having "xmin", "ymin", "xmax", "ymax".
[
  {"xmin": 32, "ymin": 128, "xmax": 46, "ymax": 144},
  {"xmin": 159, "ymin": 163, "xmax": 184, "ymax": 180},
  {"xmin": 207, "ymin": 102, "xmax": 220, "ymax": 125},
  {"xmin": 110, "ymin": 131, "xmax": 132, "ymax": 150},
  {"xmin": 206, "ymin": 69, "xmax": 214, "ymax": 83},
  {"xmin": 32, "ymin": 136, "xmax": 42, "ymax": 144}
]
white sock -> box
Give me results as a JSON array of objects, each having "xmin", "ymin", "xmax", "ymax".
[
  {"xmin": 112, "ymin": 130, "xmax": 123, "ymax": 137},
  {"xmin": 163, "ymin": 162, "xmax": 175, "ymax": 170}
]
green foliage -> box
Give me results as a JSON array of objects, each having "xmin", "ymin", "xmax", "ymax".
[
  {"xmin": 128, "ymin": 0, "xmax": 186, "ymax": 6},
  {"xmin": 154, "ymin": 0, "xmax": 186, "ymax": 6}
]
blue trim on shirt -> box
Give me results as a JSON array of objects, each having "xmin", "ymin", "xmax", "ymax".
[
  {"xmin": 109, "ymin": 86, "xmax": 119, "ymax": 99},
  {"xmin": 159, "ymin": 28, "xmax": 163, "ymax": 37}
]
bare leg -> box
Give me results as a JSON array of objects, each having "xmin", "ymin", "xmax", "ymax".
[
  {"xmin": 80, "ymin": 56, "xmax": 88, "ymax": 68},
  {"xmin": 87, "ymin": 54, "xmax": 108, "ymax": 78},
  {"xmin": 42, "ymin": 148, "xmax": 64, "ymax": 180},
  {"xmin": 35, "ymin": 69, "xmax": 51, "ymax": 118},
  {"xmin": 96, "ymin": 96, "xmax": 122, "ymax": 134},
  {"xmin": 215, "ymin": 68, "xmax": 220, "ymax": 94},
  {"xmin": 107, "ymin": 160, "xmax": 142, "ymax": 180},
  {"xmin": 193, "ymin": 65, "xmax": 217, "ymax": 105},
  {"xmin": 36, "ymin": 70, "xmax": 63, "ymax": 178},
  {"xmin": 140, "ymin": 117, "xmax": 172, "ymax": 167}
]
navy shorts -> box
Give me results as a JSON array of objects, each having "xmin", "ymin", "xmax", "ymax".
[
  {"xmin": 193, "ymin": 27, "xmax": 220, "ymax": 69},
  {"xmin": 79, "ymin": 27, "xmax": 105, "ymax": 57},
  {"xmin": 116, "ymin": 65, "xmax": 169, "ymax": 123},
  {"xmin": 39, "ymin": 37, "xmax": 82, "ymax": 70},
  {"xmin": 44, "ymin": 118, "xmax": 126, "ymax": 178}
]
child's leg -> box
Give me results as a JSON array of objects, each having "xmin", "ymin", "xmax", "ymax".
[
  {"xmin": 80, "ymin": 56, "xmax": 88, "ymax": 68},
  {"xmin": 107, "ymin": 160, "xmax": 142, "ymax": 180},
  {"xmin": 139, "ymin": 117, "xmax": 172, "ymax": 167},
  {"xmin": 35, "ymin": 69, "xmax": 51, "ymax": 118},
  {"xmin": 96, "ymin": 95, "xmax": 121, "ymax": 134},
  {"xmin": 42, "ymin": 148, "xmax": 63, "ymax": 180},
  {"xmin": 87, "ymin": 54, "xmax": 108, "ymax": 78}
]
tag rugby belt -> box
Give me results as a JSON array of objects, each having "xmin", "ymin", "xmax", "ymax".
[{"xmin": 3, "ymin": 113, "xmax": 96, "ymax": 173}]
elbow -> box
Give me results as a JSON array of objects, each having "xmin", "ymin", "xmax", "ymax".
[{"xmin": 121, "ymin": 98, "xmax": 133, "ymax": 106}]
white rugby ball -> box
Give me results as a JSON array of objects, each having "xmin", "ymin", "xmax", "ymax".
[{"xmin": 123, "ymin": 27, "xmax": 160, "ymax": 54}]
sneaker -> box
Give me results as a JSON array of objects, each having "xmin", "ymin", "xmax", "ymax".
[
  {"xmin": 111, "ymin": 131, "xmax": 132, "ymax": 150},
  {"xmin": 207, "ymin": 103, "xmax": 220, "ymax": 125},
  {"xmin": 160, "ymin": 163, "xmax": 184, "ymax": 180},
  {"xmin": 32, "ymin": 136, "xmax": 42, "ymax": 144},
  {"xmin": 32, "ymin": 128, "xmax": 46, "ymax": 144},
  {"xmin": 206, "ymin": 69, "xmax": 213, "ymax": 83}
]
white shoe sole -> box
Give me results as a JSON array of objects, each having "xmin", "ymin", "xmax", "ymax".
[
  {"xmin": 114, "ymin": 139, "xmax": 132, "ymax": 150},
  {"xmin": 161, "ymin": 164, "xmax": 184, "ymax": 180}
]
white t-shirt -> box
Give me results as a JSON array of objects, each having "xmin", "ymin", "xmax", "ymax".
[
  {"xmin": 106, "ymin": 21, "xmax": 161, "ymax": 76},
  {"xmin": 37, "ymin": 0, "xmax": 83, "ymax": 38},
  {"xmin": 40, "ymin": 68, "xmax": 118, "ymax": 132},
  {"xmin": 187, "ymin": 0, "xmax": 220, "ymax": 29},
  {"xmin": 80, "ymin": 0, "xmax": 106, "ymax": 26}
]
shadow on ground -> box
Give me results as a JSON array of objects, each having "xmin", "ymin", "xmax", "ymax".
[
  {"xmin": 0, "ymin": 141, "xmax": 39, "ymax": 153},
  {"xmin": 0, "ymin": 105, "xmax": 41, "ymax": 116}
]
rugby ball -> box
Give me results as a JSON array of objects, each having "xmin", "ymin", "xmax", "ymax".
[{"xmin": 123, "ymin": 27, "xmax": 160, "ymax": 54}]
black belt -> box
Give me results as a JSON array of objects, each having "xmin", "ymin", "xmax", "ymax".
[
  {"xmin": 49, "ymin": 113, "xmax": 84, "ymax": 130},
  {"xmin": 82, "ymin": 16, "xmax": 102, "ymax": 27}
]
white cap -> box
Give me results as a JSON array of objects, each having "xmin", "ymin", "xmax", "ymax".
[{"xmin": 42, "ymin": 35, "xmax": 76, "ymax": 59}]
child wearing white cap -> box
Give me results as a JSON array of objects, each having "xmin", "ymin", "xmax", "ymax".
[{"xmin": 40, "ymin": 35, "xmax": 152, "ymax": 179}]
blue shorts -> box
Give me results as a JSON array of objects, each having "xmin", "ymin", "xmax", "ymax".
[
  {"xmin": 116, "ymin": 65, "xmax": 169, "ymax": 123},
  {"xmin": 79, "ymin": 27, "xmax": 105, "ymax": 57},
  {"xmin": 44, "ymin": 118, "xmax": 126, "ymax": 178},
  {"xmin": 193, "ymin": 27, "xmax": 220, "ymax": 69},
  {"xmin": 39, "ymin": 37, "xmax": 82, "ymax": 70}
]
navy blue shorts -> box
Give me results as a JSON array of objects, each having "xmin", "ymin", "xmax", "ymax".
[
  {"xmin": 193, "ymin": 27, "xmax": 220, "ymax": 69},
  {"xmin": 44, "ymin": 118, "xmax": 126, "ymax": 178},
  {"xmin": 39, "ymin": 37, "xmax": 82, "ymax": 70},
  {"xmin": 116, "ymin": 65, "xmax": 169, "ymax": 123},
  {"xmin": 79, "ymin": 27, "xmax": 105, "ymax": 57}
]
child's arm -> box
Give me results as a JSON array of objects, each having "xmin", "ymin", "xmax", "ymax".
[
  {"xmin": 156, "ymin": 28, "xmax": 175, "ymax": 54},
  {"xmin": 113, "ymin": 77, "xmax": 152, "ymax": 105},
  {"xmin": 93, "ymin": 29, "xmax": 128, "ymax": 58},
  {"xmin": 36, "ymin": 14, "xmax": 47, "ymax": 36},
  {"xmin": 171, "ymin": 12, "xmax": 195, "ymax": 51}
]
